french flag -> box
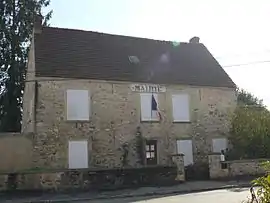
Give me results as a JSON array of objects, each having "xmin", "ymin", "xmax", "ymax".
[{"xmin": 151, "ymin": 94, "xmax": 162, "ymax": 120}]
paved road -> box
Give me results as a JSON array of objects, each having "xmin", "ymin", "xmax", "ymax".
[{"xmin": 84, "ymin": 188, "xmax": 253, "ymax": 203}]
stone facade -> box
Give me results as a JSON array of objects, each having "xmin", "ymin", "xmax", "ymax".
[
  {"xmin": 22, "ymin": 77, "xmax": 236, "ymax": 169},
  {"xmin": 208, "ymin": 154, "xmax": 267, "ymax": 179},
  {"xmin": 22, "ymin": 37, "xmax": 36, "ymax": 134}
]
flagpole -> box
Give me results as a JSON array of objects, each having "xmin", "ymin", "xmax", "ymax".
[{"xmin": 151, "ymin": 92, "xmax": 153, "ymax": 123}]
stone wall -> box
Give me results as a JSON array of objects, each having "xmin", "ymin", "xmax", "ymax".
[
  {"xmin": 208, "ymin": 154, "xmax": 267, "ymax": 179},
  {"xmin": 21, "ymin": 38, "xmax": 36, "ymax": 134},
  {"xmin": 0, "ymin": 166, "xmax": 178, "ymax": 192},
  {"xmin": 27, "ymin": 78, "xmax": 236, "ymax": 169},
  {"xmin": 0, "ymin": 133, "xmax": 33, "ymax": 171}
]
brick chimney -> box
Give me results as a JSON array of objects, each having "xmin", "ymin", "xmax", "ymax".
[
  {"xmin": 34, "ymin": 14, "xmax": 43, "ymax": 34},
  {"xmin": 189, "ymin": 36, "xmax": 200, "ymax": 44}
]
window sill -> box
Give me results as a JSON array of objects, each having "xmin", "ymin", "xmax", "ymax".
[
  {"xmin": 172, "ymin": 121, "xmax": 191, "ymax": 124},
  {"xmin": 65, "ymin": 119, "xmax": 91, "ymax": 123},
  {"xmin": 140, "ymin": 120, "xmax": 161, "ymax": 123}
]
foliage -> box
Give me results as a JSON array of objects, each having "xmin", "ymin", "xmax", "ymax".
[
  {"xmin": 0, "ymin": 0, "xmax": 52, "ymax": 132},
  {"xmin": 227, "ymin": 89, "xmax": 270, "ymax": 160},
  {"xmin": 248, "ymin": 161, "xmax": 270, "ymax": 203},
  {"xmin": 121, "ymin": 143, "xmax": 129, "ymax": 167},
  {"xmin": 135, "ymin": 127, "xmax": 145, "ymax": 166},
  {"xmin": 228, "ymin": 106, "xmax": 270, "ymax": 159},
  {"xmin": 236, "ymin": 88, "xmax": 265, "ymax": 108}
]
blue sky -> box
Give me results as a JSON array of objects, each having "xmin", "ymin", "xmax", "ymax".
[{"xmin": 45, "ymin": 0, "xmax": 270, "ymax": 107}]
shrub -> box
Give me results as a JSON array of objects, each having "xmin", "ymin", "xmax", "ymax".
[{"xmin": 249, "ymin": 161, "xmax": 270, "ymax": 202}]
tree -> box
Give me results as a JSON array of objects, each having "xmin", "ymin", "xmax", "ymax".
[
  {"xmin": 246, "ymin": 161, "xmax": 270, "ymax": 203},
  {"xmin": 0, "ymin": 0, "xmax": 52, "ymax": 132},
  {"xmin": 236, "ymin": 87, "xmax": 265, "ymax": 108},
  {"xmin": 227, "ymin": 88, "xmax": 270, "ymax": 159}
]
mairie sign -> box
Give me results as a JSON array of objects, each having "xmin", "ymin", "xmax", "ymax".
[{"xmin": 130, "ymin": 84, "xmax": 166, "ymax": 93}]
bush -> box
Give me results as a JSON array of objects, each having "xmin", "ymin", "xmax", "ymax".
[{"xmin": 249, "ymin": 161, "xmax": 270, "ymax": 202}]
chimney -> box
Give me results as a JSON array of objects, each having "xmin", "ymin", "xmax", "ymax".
[
  {"xmin": 189, "ymin": 36, "xmax": 200, "ymax": 44},
  {"xmin": 34, "ymin": 14, "xmax": 43, "ymax": 34}
]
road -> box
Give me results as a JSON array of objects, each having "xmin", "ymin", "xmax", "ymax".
[{"xmin": 84, "ymin": 188, "xmax": 253, "ymax": 203}]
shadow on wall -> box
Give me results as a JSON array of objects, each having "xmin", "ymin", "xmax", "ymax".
[{"xmin": 0, "ymin": 133, "xmax": 33, "ymax": 172}]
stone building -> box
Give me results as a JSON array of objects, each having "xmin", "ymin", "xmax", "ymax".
[{"xmin": 22, "ymin": 17, "xmax": 236, "ymax": 170}]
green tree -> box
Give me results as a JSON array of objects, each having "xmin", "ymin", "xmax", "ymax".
[
  {"xmin": 228, "ymin": 88, "xmax": 270, "ymax": 159},
  {"xmin": 0, "ymin": 0, "xmax": 52, "ymax": 132},
  {"xmin": 236, "ymin": 87, "xmax": 265, "ymax": 108}
]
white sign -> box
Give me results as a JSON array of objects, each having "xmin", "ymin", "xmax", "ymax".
[{"xmin": 130, "ymin": 84, "xmax": 166, "ymax": 93}]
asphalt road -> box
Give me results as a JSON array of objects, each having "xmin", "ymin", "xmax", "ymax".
[{"xmin": 83, "ymin": 188, "xmax": 253, "ymax": 203}]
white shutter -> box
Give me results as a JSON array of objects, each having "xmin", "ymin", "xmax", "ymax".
[
  {"xmin": 212, "ymin": 138, "xmax": 228, "ymax": 153},
  {"xmin": 140, "ymin": 93, "xmax": 151, "ymax": 121},
  {"xmin": 66, "ymin": 90, "xmax": 90, "ymax": 121},
  {"xmin": 68, "ymin": 140, "xmax": 88, "ymax": 169},
  {"xmin": 177, "ymin": 140, "xmax": 194, "ymax": 166},
  {"xmin": 140, "ymin": 93, "xmax": 158, "ymax": 121},
  {"xmin": 172, "ymin": 94, "xmax": 190, "ymax": 122}
]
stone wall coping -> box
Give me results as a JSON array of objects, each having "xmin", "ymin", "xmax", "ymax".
[
  {"xmin": 224, "ymin": 158, "xmax": 270, "ymax": 164},
  {"xmin": 208, "ymin": 152, "xmax": 221, "ymax": 155},
  {"xmin": 171, "ymin": 154, "xmax": 184, "ymax": 157},
  {"xmin": 0, "ymin": 133, "xmax": 22, "ymax": 137},
  {"xmin": 0, "ymin": 164, "xmax": 175, "ymax": 175},
  {"xmin": 0, "ymin": 132, "xmax": 34, "ymax": 138}
]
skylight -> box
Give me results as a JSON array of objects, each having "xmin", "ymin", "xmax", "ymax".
[{"xmin": 128, "ymin": 56, "xmax": 140, "ymax": 64}]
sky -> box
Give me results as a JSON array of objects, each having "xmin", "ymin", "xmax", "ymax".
[{"xmin": 44, "ymin": 0, "xmax": 270, "ymax": 107}]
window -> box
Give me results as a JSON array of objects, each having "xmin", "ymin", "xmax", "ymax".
[
  {"xmin": 68, "ymin": 140, "xmax": 88, "ymax": 169},
  {"xmin": 212, "ymin": 138, "xmax": 228, "ymax": 153},
  {"xmin": 145, "ymin": 140, "xmax": 157, "ymax": 165},
  {"xmin": 172, "ymin": 94, "xmax": 190, "ymax": 122},
  {"xmin": 177, "ymin": 139, "xmax": 194, "ymax": 166},
  {"xmin": 66, "ymin": 90, "xmax": 90, "ymax": 121},
  {"xmin": 140, "ymin": 93, "xmax": 160, "ymax": 121}
]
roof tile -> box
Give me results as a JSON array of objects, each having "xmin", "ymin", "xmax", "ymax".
[{"xmin": 34, "ymin": 27, "xmax": 236, "ymax": 88}]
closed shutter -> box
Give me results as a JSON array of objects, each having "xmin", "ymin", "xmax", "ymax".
[
  {"xmin": 172, "ymin": 94, "xmax": 190, "ymax": 122},
  {"xmin": 68, "ymin": 140, "xmax": 88, "ymax": 169},
  {"xmin": 212, "ymin": 138, "xmax": 228, "ymax": 153},
  {"xmin": 66, "ymin": 90, "xmax": 90, "ymax": 121}
]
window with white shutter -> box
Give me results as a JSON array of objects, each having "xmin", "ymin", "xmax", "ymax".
[
  {"xmin": 140, "ymin": 93, "xmax": 159, "ymax": 121},
  {"xmin": 66, "ymin": 90, "xmax": 90, "ymax": 121},
  {"xmin": 172, "ymin": 94, "xmax": 190, "ymax": 122},
  {"xmin": 212, "ymin": 138, "xmax": 228, "ymax": 153}
]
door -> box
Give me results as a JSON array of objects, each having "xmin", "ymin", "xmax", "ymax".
[
  {"xmin": 177, "ymin": 139, "xmax": 194, "ymax": 166},
  {"xmin": 212, "ymin": 138, "xmax": 227, "ymax": 153},
  {"xmin": 145, "ymin": 140, "xmax": 157, "ymax": 165},
  {"xmin": 68, "ymin": 140, "xmax": 88, "ymax": 169}
]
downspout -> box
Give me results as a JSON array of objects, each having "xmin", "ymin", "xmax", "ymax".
[{"xmin": 33, "ymin": 80, "xmax": 38, "ymax": 133}]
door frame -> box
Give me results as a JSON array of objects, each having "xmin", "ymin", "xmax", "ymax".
[{"xmin": 145, "ymin": 140, "xmax": 158, "ymax": 165}]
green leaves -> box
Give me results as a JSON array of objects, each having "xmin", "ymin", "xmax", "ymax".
[
  {"xmin": 0, "ymin": 0, "xmax": 52, "ymax": 132},
  {"xmin": 228, "ymin": 89, "xmax": 270, "ymax": 160},
  {"xmin": 251, "ymin": 163, "xmax": 270, "ymax": 203}
]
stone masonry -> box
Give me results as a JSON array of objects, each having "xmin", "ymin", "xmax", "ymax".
[
  {"xmin": 25, "ymin": 78, "xmax": 236, "ymax": 169},
  {"xmin": 208, "ymin": 154, "xmax": 267, "ymax": 179}
]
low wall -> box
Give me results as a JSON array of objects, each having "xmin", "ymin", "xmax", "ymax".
[
  {"xmin": 0, "ymin": 166, "xmax": 179, "ymax": 192},
  {"xmin": 208, "ymin": 153, "xmax": 268, "ymax": 179},
  {"xmin": 0, "ymin": 133, "xmax": 33, "ymax": 171}
]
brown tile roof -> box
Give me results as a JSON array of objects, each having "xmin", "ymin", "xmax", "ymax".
[{"xmin": 34, "ymin": 27, "xmax": 236, "ymax": 88}]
